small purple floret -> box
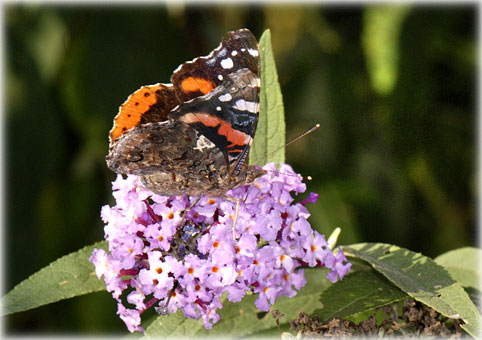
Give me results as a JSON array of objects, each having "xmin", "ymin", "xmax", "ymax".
[{"xmin": 300, "ymin": 192, "xmax": 319, "ymax": 205}]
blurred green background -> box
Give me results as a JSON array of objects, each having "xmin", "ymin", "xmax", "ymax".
[{"xmin": 5, "ymin": 3, "xmax": 476, "ymax": 335}]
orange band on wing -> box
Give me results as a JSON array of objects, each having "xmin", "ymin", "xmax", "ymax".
[
  {"xmin": 109, "ymin": 85, "xmax": 165, "ymax": 143},
  {"xmin": 180, "ymin": 113, "xmax": 249, "ymax": 147},
  {"xmin": 181, "ymin": 77, "xmax": 215, "ymax": 95}
]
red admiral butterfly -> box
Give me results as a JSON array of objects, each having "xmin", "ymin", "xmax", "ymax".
[{"xmin": 106, "ymin": 29, "xmax": 265, "ymax": 196}]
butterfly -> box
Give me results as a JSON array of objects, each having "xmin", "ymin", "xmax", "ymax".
[{"xmin": 106, "ymin": 29, "xmax": 265, "ymax": 197}]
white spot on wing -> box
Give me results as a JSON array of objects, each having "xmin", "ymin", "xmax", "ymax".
[
  {"xmin": 218, "ymin": 74, "xmax": 223, "ymax": 81},
  {"xmin": 231, "ymin": 50, "xmax": 238, "ymax": 56},
  {"xmin": 220, "ymin": 57, "xmax": 234, "ymax": 69},
  {"xmin": 248, "ymin": 48, "xmax": 259, "ymax": 57},
  {"xmin": 216, "ymin": 106, "xmax": 222, "ymax": 111},
  {"xmin": 218, "ymin": 93, "xmax": 232, "ymax": 102},
  {"xmin": 246, "ymin": 101, "xmax": 258, "ymax": 113},
  {"xmin": 234, "ymin": 99, "xmax": 258, "ymax": 113},
  {"xmin": 234, "ymin": 99, "xmax": 246, "ymax": 111}
]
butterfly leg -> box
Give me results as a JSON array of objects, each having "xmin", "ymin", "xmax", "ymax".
[
  {"xmin": 155, "ymin": 281, "xmax": 178, "ymax": 315},
  {"xmin": 223, "ymin": 196, "xmax": 240, "ymax": 240}
]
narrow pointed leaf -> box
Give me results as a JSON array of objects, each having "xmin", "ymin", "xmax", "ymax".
[
  {"xmin": 249, "ymin": 29, "xmax": 286, "ymax": 166},
  {"xmin": 1, "ymin": 241, "xmax": 107, "ymax": 315}
]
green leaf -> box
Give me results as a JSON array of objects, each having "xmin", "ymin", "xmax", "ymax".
[
  {"xmin": 314, "ymin": 269, "xmax": 407, "ymax": 322},
  {"xmin": 249, "ymin": 29, "xmax": 286, "ymax": 166},
  {"xmin": 435, "ymin": 247, "xmax": 481, "ymax": 290},
  {"xmin": 362, "ymin": 6, "xmax": 411, "ymax": 95},
  {"xmin": 144, "ymin": 268, "xmax": 332, "ymax": 338},
  {"xmin": 143, "ymin": 309, "xmax": 204, "ymax": 338},
  {"xmin": 1, "ymin": 241, "xmax": 107, "ymax": 315},
  {"xmin": 342, "ymin": 243, "xmax": 482, "ymax": 338},
  {"xmin": 273, "ymin": 268, "xmax": 333, "ymax": 318}
]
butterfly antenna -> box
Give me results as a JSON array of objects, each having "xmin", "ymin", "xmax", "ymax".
[
  {"xmin": 263, "ymin": 168, "xmax": 313, "ymax": 181},
  {"xmin": 260, "ymin": 124, "xmax": 319, "ymax": 181},
  {"xmin": 266, "ymin": 124, "xmax": 320, "ymax": 160}
]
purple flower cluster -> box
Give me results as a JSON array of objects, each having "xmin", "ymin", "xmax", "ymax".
[{"xmin": 90, "ymin": 163, "xmax": 351, "ymax": 332}]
